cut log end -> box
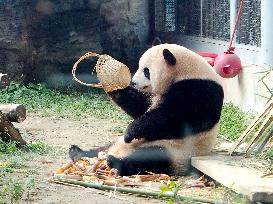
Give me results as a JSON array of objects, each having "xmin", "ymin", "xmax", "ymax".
[
  {"xmin": 0, "ymin": 73, "xmax": 10, "ymax": 89},
  {"xmin": 0, "ymin": 111, "xmax": 27, "ymax": 146},
  {"xmin": 0, "ymin": 104, "xmax": 26, "ymax": 123}
]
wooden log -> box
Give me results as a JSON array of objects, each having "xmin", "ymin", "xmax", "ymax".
[
  {"xmin": 0, "ymin": 73, "xmax": 10, "ymax": 89},
  {"xmin": 0, "ymin": 104, "xmax": 26, "ymax": 123},
  {"xmin": 0, "ymin": 111, "xmax": 27, "ymax": 146}
]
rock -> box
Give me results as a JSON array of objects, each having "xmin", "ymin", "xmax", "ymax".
[{"xmin": 0, "ymin": 0, "xmax": 151, "ymax": 85}]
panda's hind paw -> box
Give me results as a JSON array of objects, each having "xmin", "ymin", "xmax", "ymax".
[
  {"xmin": 69, "ymin": 145, "xmax": 83, "ymax": 162},
  {"xmin": 107, "ymin": 155, "xmax": 123, "ymax": 175}
]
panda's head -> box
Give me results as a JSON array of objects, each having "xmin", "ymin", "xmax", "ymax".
[
  {"xmin": 132, "ymin": 44, "xmax": 221, "ymax": 95},
  {"xmin": 132, "ymin": 45, "xmax": 177, "ymax": 95}
]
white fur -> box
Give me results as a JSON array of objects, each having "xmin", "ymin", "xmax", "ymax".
[
  {"xmin": 108, "ymin": 44, "xmax": 222, "ymax": 175},
  {"xmin": 108, "ymin": 123, "xmax": 218, "ymax": 175},
  {"xmin": 133, "ymin": 44, "xmax": 222, "ymax": 95},
  {"xmin": 132, "ymin": 70, "xmax": 151, "ymax": 92}
]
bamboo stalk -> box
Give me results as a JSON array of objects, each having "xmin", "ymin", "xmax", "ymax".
[
  {"xmin": 245, "ymin": 123, "xmax": 272, "ymax": 156},
  {"xmin": 52, "ymin": 177, "xmax": 227, "ymax": 204},
  {"xmin": 244, "ymin": 111, "xmax": 272, "ymax": 153},
  {"xmin": 260, "ymin": 137, "xmax": 273, "ymax": 158},
  {"xmin": 229, "ymin": 101, "xmax": 272, "ymax": 155},
  {"xmin": 246, "ymin": 126, "xmax": 270, "ymax": 156},
  {"xmin": 255, "ymin": 123, "xmax": 273, "ymax": 155},
  {"xmin": 49, "ymin": 179, "xmax": 86, "ymax": 189}
]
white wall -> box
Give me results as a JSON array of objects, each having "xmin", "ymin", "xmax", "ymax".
[{"xmin": 161, "ymin": 34, "xmax": 272, "ymax": 112}]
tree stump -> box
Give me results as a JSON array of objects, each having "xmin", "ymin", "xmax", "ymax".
[
  {"xmin": 0, "ymin": 104, "xmax": 26, "ymax": 123},
  {"xmin": 0, "ymin": 73, "xmax": 10, "ymax": 89},
  {"xmin": 0, "ymin": 111, "xmax": 27, "ymax": 146}
]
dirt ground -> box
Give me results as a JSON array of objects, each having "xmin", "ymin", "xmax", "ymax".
[
  {"xmin": 11, "ymin": 115, "xmax": 271, "ymax": 204},
  {"xmin": 16, "ymin": 115, "xmax": 166, "ymax": 204}
]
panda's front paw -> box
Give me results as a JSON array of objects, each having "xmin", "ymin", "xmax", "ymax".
[
  {"xmin": 124, "ymin": 126, "xmax": 138, "ymax": 143},
  {"xmin": 124, "ymin": 122, "xmax": 142, "ymax": 143},
  {"xmin": 124, "ymin": 132, "xmax": 134, "ymax": 143}
]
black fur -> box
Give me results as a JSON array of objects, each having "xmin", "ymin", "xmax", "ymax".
[
  {"xmin": 108, "ymin": 86, "xmax": 151, "ymax": 119},
  {"xmin": 143, "ymin": 67, "xmax": 150, "ymax": 79},
  {"xmin": 69, "ymin": 79, "xmax": 223, "ymax": 176},
  {"xmin": 124, "ymin": 79, "xmax": 224, "ymax": 143},
  {"xmin": 163, "ymin": 49, "xmax": 176, "ymax": 65},
  {"xmin": 107, "ymin": 146, "xmax": 172, "ymax": 176},
  {"xmin": 0, "ymin": 133, "xmax": 11, "ymax": 143},
  {"xmin": 69, "ymin": 145, "xmax": 109, "ymax": 162},
  {"xmin": 69, "ymin": 145, "xmax": 173, "ymax": 176}
]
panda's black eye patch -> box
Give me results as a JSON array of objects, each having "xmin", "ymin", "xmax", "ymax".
[{"xmin": 143, "ymin": 67, "xmax": 150, "ymax": 80}]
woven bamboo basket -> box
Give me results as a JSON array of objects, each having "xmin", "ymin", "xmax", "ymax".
[{"xmin": 72, "ymin": 52, "xmax": 131, "ymax": 92}]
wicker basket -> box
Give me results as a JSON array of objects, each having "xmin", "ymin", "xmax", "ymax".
[{"xmin": 72, "ymin": 52, "xmax": 131, "ymax": 92}]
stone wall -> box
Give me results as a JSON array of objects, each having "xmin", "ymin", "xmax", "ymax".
[{"xmin": 0, "ymin": 0, "xmax": 151, "ymax": 85}]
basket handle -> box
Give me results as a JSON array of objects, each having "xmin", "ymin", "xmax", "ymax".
[{"xmin": 72, "ymin": 52, "xmax": 103, "ymax": 88}]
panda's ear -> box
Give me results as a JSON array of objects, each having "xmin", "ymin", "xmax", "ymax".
[
  {"xmin": 163, "ymin": 49, "xmax": 176, "ymax": 65},
  {"xmin": 152, "ymin": 37, "xmax": 162, "ymax": 46}
]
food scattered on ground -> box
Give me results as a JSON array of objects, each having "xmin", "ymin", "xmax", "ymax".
[{"xmin": 53, "ymin": 152, "xmax": 172, "ymax": 187}]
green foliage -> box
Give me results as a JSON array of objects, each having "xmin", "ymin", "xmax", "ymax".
[
  {"xmin": 0, "ymin": 179, "xmax": 24, "ymax": 204},
  {"xmin": 264, "ymin": 146, "xmax": 273, "ymax": 160},
  {"xmin": 0, "ymin": 140, "xmax": 19, "ymax": 154},
  {"xmin": 0, "ymin": 83, "xmax": 130, "ymax": 121},
  {"xmin": 1, "ymin": 83, "xmax": 253, "ymax": 140},
  {"xmin": 112, "ymin": 125, "xmax": 127, "ymax": 134},
  {"xmin": 220, "ymin": 103, "xmax": 254, "ymax": 141},
  {"xmin": 0, "ymin": 151, "xmax": 37, "ymax": 203},
  {"xmin": 159, "ymin": 181, "xmax": 182, "ymax": 203},
  {"xmin": 0, "ymin": 83, "xmax": 258, "ymax": 143},
  {"xmin": 27, "ymin": 142, "xmax": 51, "ymax": 155},
  {"xmin": 0, "ymin": 139, "xmax": 50, "ymax": 155},
  {"xmin": 0, "ymin": 159, "xmax": 26, "ymax": 173},
  {"xmin": 24, "ymin": 178, "xmax": 35, "ymax": 201},
  {"xmin": 0, "ymin": 178, "xmax": 35, "ymax": 204}
]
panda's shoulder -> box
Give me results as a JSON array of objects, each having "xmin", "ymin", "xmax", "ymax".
[
  {"xmin": 164, "ymin": 79, "xmax": 224, "ymax": 101},
  {"xmin": 171, "ymin": 79, "xmax": 222, "ymax": 91}
]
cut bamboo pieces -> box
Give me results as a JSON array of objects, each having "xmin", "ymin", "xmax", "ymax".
[{"xmin": 229, "ymin": 100, "xmax": 273, "ymax": 156}]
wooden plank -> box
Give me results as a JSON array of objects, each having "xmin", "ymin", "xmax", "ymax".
[{"xmin": 191, "ymin": 155, "xmax": 273, "ymax": 202}]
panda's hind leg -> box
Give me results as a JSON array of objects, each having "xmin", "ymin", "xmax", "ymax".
[
  {"xmin": 69, "ymin": 145, "xmax": 109, "ymax": 162},
  {"xmin": 107, "ymin": 146, "xmax": 172, "ymax": 176}
]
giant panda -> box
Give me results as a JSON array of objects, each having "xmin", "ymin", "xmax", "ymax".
[{"xmin": 69, "ymin": 43, "xmax": 224, "ymax": 176}]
